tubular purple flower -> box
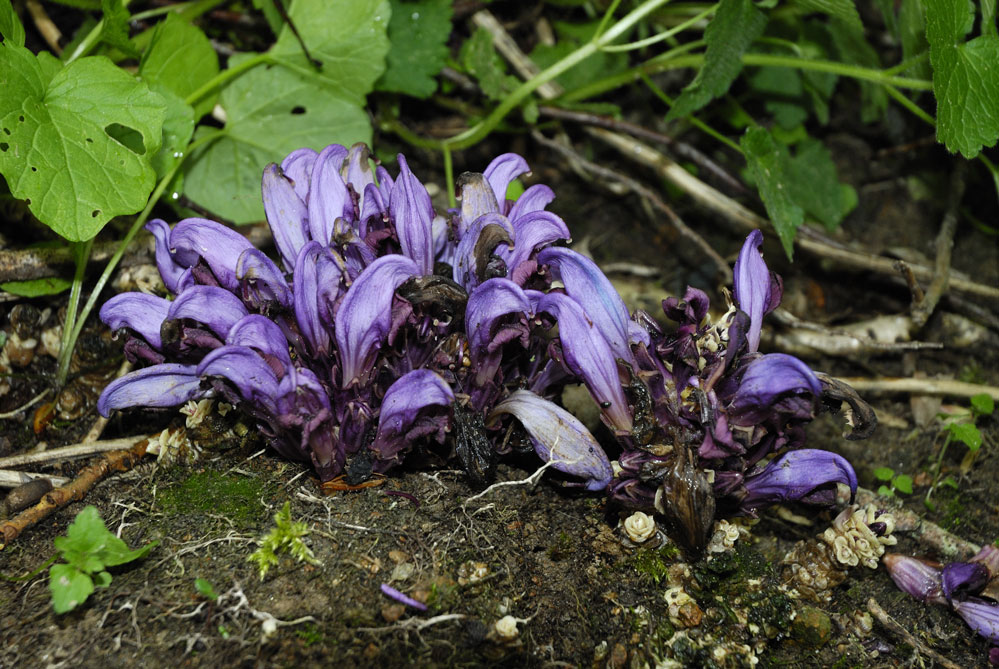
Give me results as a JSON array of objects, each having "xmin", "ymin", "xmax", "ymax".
[
  {"xmin": 953, "ymin": 599, "xmax": 999, "ymax": 645},
  {"xmin": 280, "ymin": 147, "xmax": 318, "ymax": 203},
  {"xmin": 196, "ymin": 345, "xmax": 282, "ymax": 415},
  {"xmin": 456, "ymin": 172, "xmax": 500, "ymax": 238},
  {"xmin": 507, "ymin": 183, "xmax": 555, "ymax": 221},
  {"xmin": 100, "ymin": 292, "xmax": 171, "ymax": 350},
  {"xmin": 335, "ymin": 254, "xmax": 420, "ymax": 386},
  {"xmin": 390, "ymin": 154, "xmax": 435, "ymax": 275},
  {"xmin": 225, "ymin": 314, "xmax": 293, "ymax": 373},
  {"xmin": 452, "ymin": 212, "xmax": 514, "ymax": 292},
  {"xmin": 371, "ymin": 369, "xmax": 454, "ymax": 465},
  {"xmin": 728, "ymin": 353, "xmax": 821, "ymax": 424},
  {"xmin": 237, "ymin": 247, "xmax": 293, "ymax": 310},
  {"xmin": 488, "ymin": 390, "xmax": 613, "ymax": 491},
  {"xmin": 261, "ymin": 163, "xmax": 309, "ymax": 270},
  {"xmin": 537, "ymin": 292, "xmax": 633, "ymax": 433},
  {"xmin": 483, "ymin": 153, "xmax": 530, "ymax": 211},
  {"xmin": 166, "ymin": 285, "xmax": 249, "ymax": 339},
  {"xmin": 883, "ymin": 554, "xmax": 947, "ymax": 604},
  {"xmin": 169, "ymin": 218, "xmax": 255, "ymax": 293},
  {"xmin": 538, "ymin": 247, "xmax": 635, "ymax": 366},
  {"xmin": 466, "ymin": 278, "xmax": 533, "ymax": 385},
  {"xmin": 293, "ymin": 242, "xmax": 344, "ymax": 357},
  {"xmin": 500, "ymin": 211, "xmax": 571, "ymax": 281},
  {"xmin": 740, "ymin": 449, "xmax": 857, "ymax": 512},
  {"xmin": 98, "ymin": 363, "xmax": 204, "ymax": 417},
  {"xmin": 943, "ymin": 561, "xmax": 991, "ymax": 603},
  {"xmin": 307, "ymin": 144, "xmax": 350, "ymax": 243},
  {"xmin": 733, "ymin": 229, "xmax": 782, "ymax": 352},
  {"xmin": 145, "ymin": 219, "xmax": 188, "ymax": 293}
]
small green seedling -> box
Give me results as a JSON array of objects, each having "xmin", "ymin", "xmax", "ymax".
[
  {"xmin": 247, "ymin": 502, "xmax": 319, "ymax": 580},
  {"xmin": 49, "ymin": 505, "xmax": 157, "ymax": 614},
  {"xmin": 195, "ymin": 577, "xmax": 219, "ymax": 601},
  {"xmin": 872, "ymin": 467, "xmax": 913, "ymax": 498},
  {"xmin": 926, "ymin": 393, "xmax": 995, "ymax": 508}
]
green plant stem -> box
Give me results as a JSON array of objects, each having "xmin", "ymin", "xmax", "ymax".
[
  {"xmin": 925, "ymin": 432, "xmax": 954, "ymax": 505},
  {"xmin": 883, "ymin": 51, "xmax": 930, "ymax": 76},
  {"xmin": 443, "ymin": 146, "xmax": 455, "ymax": 208},
  {"xmin": 64, "ymin": 0, "xmax": 134, "ymax": 64},
  {"xmin": 55, "ymin": 238, "xmax": 95, "ymax": 388},
  {"xmin": 639, "ymin": 72, "xmax": 741, "ymax": 153},
  {"xmin": 185, "ymin": 53, "xmax": 271, "ymax": 108},
  {"xmin": 884, "ymin": 85, "xmax": 935, "ymax": 126},
  {"xmin": 602, "ymin": 3, "xmax": 717, "ymax": 52},
  {"xmin": 0, "ymin": 554, "xmax": 58, "ymax": 582}
]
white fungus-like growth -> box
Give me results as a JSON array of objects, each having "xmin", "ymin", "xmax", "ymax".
[
  {"xmin": 181, "ymin": 399, "xmax": 216, "ymax": 428},
  {"xmin": 623, "ymin": 511, "xmax": 657, "ymax": 543},
  {"xmin": 706, "ymin": 519, "xmax": 745, "ymax": 554},
  {"xmin": 493, "ymin": 615, "xmax": 519, "ymax": 641}
]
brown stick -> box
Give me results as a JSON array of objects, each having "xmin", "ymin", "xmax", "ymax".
[
  {"xmin": 0, "ymin": 439, "xmax": 150, "ymax": 549},
  {"xmin": 867, "ymin": 598, "xmax": 963, "ymax": 669},
  {"xmin": 531, "ymin": 131, "xmax": 733, "ymax": 284},
  {"xmin": 855, "ymin": 487, "xmax": 980, "ymax": 559},
  {"xmin": 838, "ymin": 377, "xmax": 999, "ymax": 402}
]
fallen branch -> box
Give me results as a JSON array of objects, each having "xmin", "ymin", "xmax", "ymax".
[
  {"xmin": 0, "ymin": 439, "xmax": 149, "ymax": 549},
  {"xmin": 0, "ymin": 469, "xmax": 69, "ymax": 488},
  {"xmin": 867, "ymin": 597, "xmax": 963, "ymax": 669},
  {"xmin": 855, "ymin": 487, "xmax": 979, "ymax": 559},
  {"xmin": 0, "ymin": 434, "xmax": 156, "ymax": 469},
  {"xmin": 836, "ymin": 378, "xmax": 999, "ymax": 402}
]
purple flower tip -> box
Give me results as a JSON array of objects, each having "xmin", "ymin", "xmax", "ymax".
[
  {"xmin": 883, "ymin": 553, "xmax": 947, "ymax": 605},
  {"xmin": 380, "ymin": 583, "xmax": 428, "ymax": 611},
  {"xmin": 943, "ymin": 561, "xmax": 991, "ymax": 602}
]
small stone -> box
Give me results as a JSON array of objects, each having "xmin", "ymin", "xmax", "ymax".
[
  {"xmin": 608, "ymin": 642, "xmax": 628, "ymax": 669},
  {"xmin": 791, "ymin": 606, "xmax": 832, "ymax": 647},
  {"xmin": 381, "ymin": 604, "xmax": 405, "ymax": 623},
  {"xmin": 390, "ymin": 562, "xmax": 414, "ymax": 582},
  {"xmin": 388, "ymin": 550, "xmax": 409, "ymax": 564}
]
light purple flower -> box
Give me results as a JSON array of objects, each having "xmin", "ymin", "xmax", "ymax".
[
  {"xmin": 237, "ymin": 247, "xmax": 293, "ymax": 310},
  {"xmin": 953, "ymin": 599, "xmax": 999, "ymax": 645},
  {"xmin": 488, "ymin": 389, "xmax": 613, "ymax": 491},
  {"xmin": 196, "ymin": 345, "xmax": 282, "ymax": 415},
  {"xmin": 100, "ymin": 292, "xmax": 171, "ymax": 350},
  {"xmin": 97, "ymin": 363, "xmax": 204, "ymax": 416},
  {"xmin": 739, "ymin": 449, "xmax": 857, "ymax": 512},
  {"xmin": 169, "ymin": 218, "xmax": 255, "ymax": 292},
  {"xmin": 307, "ymin": 144, "xmax": 351, "ymax": 243},
  {"xmin": 166, "ymin": 285, "xmax": 249, "ymax": 339},
  {"xmin": 145, "ymin": 218, "xmax": 189, "ymax": 293},
  {"xmin": 465, "ymin": 278, "xmax": 532, "ymax": 385},
  {"xmin": 943, "ymin": 561, "xmax": 991, "ymax": 603},
  {"xmin": 261, "ymin": 163, "xmax": 309, "ymax": 270},
  {"xmin": 483, "ymin": 152, "xmax": 530, "ymax": 213},
  {"xmin": 280, "ymin": 147, "xmax": 318, "ymax": 203},
  {"xmin": 390, "ymin": 154, "xmax": 435, "ymax": 275},
  {"xmin": 733, "ymin": 229, "xmax": 782, "ymax": 352},
  {"xmin": 883, "ymin": 554, "xmax": 947, "ymax": 604},
  {"xmin": 371, "ymin": 369, "xmax": 454, "ymax": 466},
  {"xmin": 728, "ymin": 353, "xmax": 821, "ymax": 424}
]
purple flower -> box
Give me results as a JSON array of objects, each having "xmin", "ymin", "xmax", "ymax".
[
  {"xmin": 169, "ymin": 218, "xmax": 255, "ymax": 292},
  {"xmin": 883, "ymin": 554, "xmax": 947, "ymax": 605},
  {"xmin": 488, "ymin": 390, "xmax": 613, "ymax": 491},
  {"xmin": 98, "ymin": 363, "xmax": 205, "ymax": 416},
  {"xmin": 100, "ymin": 293, "xmax": 171, "ymax": 350},
  {"xmin": 943, "ymin": 561, "xmax": 991, "ymax": 603},
  {"xmin": 371, "ymin": 369, "xmax": 454, "ymax": 468},
  {"xmin": 727, "ymin": 353, "xmax": 821, "ymax": 425},
  {"xmin": 733, "ymin": 230, "xmax": 782, "ymax": 353},
  {"xmin": 953, "ymin": 598, "xmax": 999, "ymax": 645},
  {"xmin": 739, "ymin": 449, "xmax": 857, "ymax": 513},
  {"xmin": 261, "ymin": 163, "xmax": 309, "ymax": 270},
  {"xmin": 390, "ymin": 155, "xmax": 435, "ymax": 275}
]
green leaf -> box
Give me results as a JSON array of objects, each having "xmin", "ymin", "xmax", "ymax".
[
  {"xmin": 252, "ymin": 0, "xmax": 285, "ymax": 36},
  {"xmin": 0, "ymin": 276, "xmax": 72, "ymax": 296},
  {"xmin": 100, "ymin": 0, "xmax": 138, "ymax": 58},
  {"xmin": 924, "ymin": 0, "xmax": 974, "ymax": 44},
  {"xmin": 147, "ymin": 86, "xmax": 195, "ymax": 179},
  {"xmin": 740, "ymin": 126, "xmax": 804, "ymax": 259},
  {"xmin": 893, "ymin": 474, "xmax": 914, "ymax": 494},
  {"xmin": 949, "ymin": 422, "xmax": 983, "ymax": 451},
  {"xmin": 0, "ymin": 0, "xmax": 25, "ymax": 47},
  {"xmin": 873, "ymin": 466, "xmax": 895, "ymax": 481},
  {"xmin": 138, "ymin": 13, "xmax": 220, "ymax": 120},
  {"xmin": 270, "ymin": 0, "xmax": 391, "ymax": 108},
  {"xmin": 746, "ymin": 66, "xmax": 808, "ymax": 129},
  {"xmin": 531, "ymin": 20, "xmax": 629, "ymax": 95},
  {"xmin": 49, "ymin": 563, "xmax": 94, "ymax": 613},
  {"xmin": 98, "ymin": 534, "xmax": 157, "ymax": 567},
  {"xmin": 92, "ymin": 570, "xmax": 112, "ymax": 588},
  {"xmin": 984, "ymin": 0, "xmax": 998, "ymax": 39},
  {"xmin": 183, "ymin": 57, "xmax": 372, "ymax": 223},
  {"xmin": 929, "ymin": 34, "xmax": 999, "ymax": 158},
  {"xmin": 788, "ymin": 0, "xmax": 863, "ymax": 30},
  {"xmin": 970, "ymin": 393, "xmax": 995, "ymax": 416},
  {"xmin": 195, "ymin": 578, "xmax": 219, "ymax": 600},
  {"xmin": 666, "ymin": 0, "xmax": 767, "ymax": 120},
  {"xmin": 784, "ymin": 138, "xmax": 857, "ymax": 230},
  {"xmin": 877, "ymin": 484, "xmax": 894, "ymax": 496},
  {"xmin": 0, "ymin": 46, "xmax": 165, "ymax": 241},
  {"xmin": 460, "ymin": 26, "xmax": 517, "ymax": 100},
  {"xmin": 899, "ymin": 0, "xmax": 932, "ymax": 80},
  {"xmin": 376, "ymin": 0, "xmax": 452, "ymax": 98},
  {"xmin": 826, "ymin": 19, "xmax": 888, "ymax": 123}
]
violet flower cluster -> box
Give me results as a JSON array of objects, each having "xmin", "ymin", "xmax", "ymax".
[
  {"xmin": 98, "ymin": 143, "xmax": 872, "ymax": 552},
  {"xmin": 885, "ymin": 547, "xmax": 999, "ymax": 664}
]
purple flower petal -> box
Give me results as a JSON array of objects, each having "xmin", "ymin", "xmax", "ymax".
[
  {"xmin": 335, "ymin": 254, "xmax": 420, "ymax": 386},
  {"xmin": 169, "ymin": 218, "xmax": 255, "ymax": 292},
  {"xmin": 501, "ymin": 211, "xmax": 570, "ymax": 280},
  {"xmin": 483, "ymin": 153, "xmax": 530, "ymax": 211},
  {"xmin": 262, "ymin": 163, "xmax": 309, "ymax": 270},
  {"xmin": 507, "ymin": 183, "xmax": 555, "ymax": 221},
  {"xmin": 729, "ymin": 353, "xmax": 821, "ymax": 424},
  {"xmin": 452, "ymin": 212, "xmax": 514, "ymax": 292},
  {"xmin": 307, "ymin": 144, "xmax": 350, "ymax": 244},
  {"xmin": 97, "ymin": 363, "xmax": 204, "ymax": 417},
  {"xmin": 953, "ymin": 598, "xmax": 999, "ymax": 645},
  {"xmin": 943, "ymin": 561, "xmax": 991, "ymax": 602},
  {"xmin": 371, "ymin": 369, "xmax": 454, "ymax": 466},
  {"xmin": 280, "ymin": 147, "xmax": 318, "ymax": 203},
  {"xmin": 740, "ymin": 449, "xmax": 857, "ymax": 512},
  {"xmin": 226, "ymin": 314, "xmax": 293, "ymax": 373},
  {"xmin": 197, "ymin": 345, "xmax": 281, "ymax": 415},
  {"xmin": 456, "ymin": 173, "xmax": 500, "ymax": 238},
  {"xmin": 883, "ymin": 554, "xmax": 947, "ymax": 604},
  {"xmin": 390, "ymin": 154, "xmax": 435, "ymax": 275},
  {"xmin": 466, "ymin": 278, "xmax": 532, "ymax": 385},
  {"xmin": 538, "ymin": 247, "xmax": 634, "ymax": 366},
  {"xmin": 487, "ymin": 389, "xmax": 613, "ymax": 491},
  {"xmin": 100, "ymin": 292, "xmax": 171, "ymax": 350},
  {"xmin": 537, "ymin": 292, "xmax": 633, "ymax": 433},
  {"xmin": 145, "ymin": 219, "xmax": 187, "ymax": 294},
  {"xmin": 733, "ymin": 230, "xmax": 782, "ymax": 352},
  {"xmin": 237, "ymin": 247, "xmax": 293, "ymax": 310},
  {"xmin": 343, "ymin": 143, "xmax": 376, "ymax": 196},
  {"xmin": 293, "ymin": 242, "xmax": 347, "ymax": 357},
  {"xmin": 166, "ymin": 285, "xmax": 249, "ymax": 339},
  {"xmin": 380, "ymin": 583, "xmax": 427, "ymax": 611}
]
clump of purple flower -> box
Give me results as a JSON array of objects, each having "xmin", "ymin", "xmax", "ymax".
[{"xmin": 99, "ymin": 143, "xmax": 873, "ymax": 552}]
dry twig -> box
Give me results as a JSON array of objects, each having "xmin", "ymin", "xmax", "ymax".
[
  {"xmin": 838, "ymin": 378, "xmax": 999, "ymax": 402},
  {"xmin": 855, "ymin": 487, "xmax": 980, "ymax": 559},
  {"xmin": 0, "ymin": 434, "xmax": 156, "ymax": 469},
  {"xmin": 867, "ymin": 598, "xmax": 963, "ymax": 669},
  {"xmin": 25, "ymin": 0, "xmax": 62, "ymax": 55}
]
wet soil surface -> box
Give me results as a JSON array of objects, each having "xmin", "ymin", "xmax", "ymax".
[{"xmin": 1, "ymin": 135, "xmax": 997, "ymax": 668}]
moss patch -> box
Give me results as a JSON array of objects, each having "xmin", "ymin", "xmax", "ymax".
[{"xmin": 156, "ymin": 470, "xmax": 274, "ymax": 527}]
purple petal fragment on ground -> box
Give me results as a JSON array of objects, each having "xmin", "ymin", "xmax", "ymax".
[
  {"xmin": 100, "ymin": 292, "xmax": 171, "ymax": 350},
  {"xmin": 169, "ymin": 218, "xmax": 254, "ymax": 292},
  {"xmin": 262, "ymin": 164, "xmax": 309, "ymax": 270},
  {"xmin": 740, "ymin": 449, "xmax": 857, "ymax": 512},
  {"xmin": 883, "ymin": 554, "xmax": 947, "ymax": 604},
  {"xmin": 733, "ymin": 230, "xmax": 782, "ymax": 352},
  {"xmin": 538, "ymin": 247, "xmax": 634, "ymax": 365},
  {"xmin": 166, "ymin": 285, "xmax": 249, "ymax": 338},
  {"xmin": 488, "ymin": 389, "xmax": 613, "ymax": 491},
  {"xmin": 380, "ymin": 583, "xmax": 427, "ymax": 611},
  {"xmin": 390, "ymin": 154, "xmax": 435, "ymax": 275},
  {"xmin": 335, "ymin": 254, "xmax": 420, "ymax": 386},
  {"xmin": 953, "ymin": 598, "xmax": 999, "ymax": 644},
  {"xmin": 97, "ymin": 363, "xmax": 204, "ymax": 417}
]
